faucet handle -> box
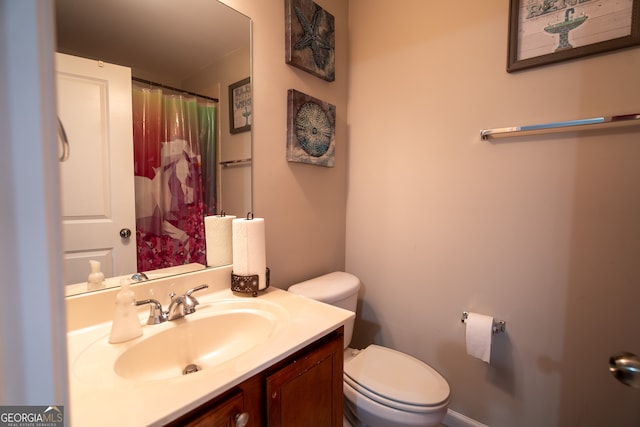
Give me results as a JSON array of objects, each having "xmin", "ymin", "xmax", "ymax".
[
  {"xmin": 186, "ymin": 284, "xmax": 208, "ymax": 296},
  {"xmin": 135, "ymin": 299, "xmax": 166, "ymax": 324},
  {"xmin": 185, "ymin": 284, "xmax": 209, "ymax": 306},
  {"xmin": 181, "ymin": 284, "xmax": 209, "ymax": 315}
]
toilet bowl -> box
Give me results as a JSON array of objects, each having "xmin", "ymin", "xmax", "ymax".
[{"xmin": 288, "ymin": 272, "xmax": 450, "ymax": 427}]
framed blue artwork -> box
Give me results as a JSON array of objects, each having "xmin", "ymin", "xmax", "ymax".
[{"xmin": 287, "ymin": 89, "xmax": 336, "ymax": 167}]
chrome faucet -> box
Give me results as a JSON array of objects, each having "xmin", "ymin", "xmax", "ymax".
[
  {"xmin": 167, "ymin": 284, "xmax": 209, "ymax": 320},
  {"xmin": 131, "ymin": 272, "xmax": 149, "ymax": 282},
  {"xmin": 135, "ymin": 284, "xmax": 209, "ymax": 324}
]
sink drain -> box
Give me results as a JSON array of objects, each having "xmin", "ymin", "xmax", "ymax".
[{"xmin": 182, "ymin": 364, "xmax": 201, "ymax": 375}]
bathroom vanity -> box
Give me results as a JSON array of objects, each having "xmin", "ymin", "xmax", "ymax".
[
  {"xmin": 65, "ymin": 267, "xmax": 352, "ymax": 426},
  {"xmin": 166, "ymin": 328, "xmax": 343, "ymax": 426}
]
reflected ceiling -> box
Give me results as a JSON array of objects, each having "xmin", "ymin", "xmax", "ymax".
[{"xmin": 55, "ymin": 0, "xmax": 250, "ymax": 82}]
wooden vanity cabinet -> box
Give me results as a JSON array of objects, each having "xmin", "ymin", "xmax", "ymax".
[
  {"xmin": 170, "ymin": 389, "xmax": 246, "ymax": 427},
  {"xmin": 166, "ymin": 327, "xmax": 343, "ymax": 427},
  {"xmin": 265, "ymin": 327, "xmax": 344, "ymax": 427}
]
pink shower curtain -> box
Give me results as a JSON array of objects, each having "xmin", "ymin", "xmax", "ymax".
[{"xmin": 132, "ymin": 85, "xmax": 212, "ymax": 271}]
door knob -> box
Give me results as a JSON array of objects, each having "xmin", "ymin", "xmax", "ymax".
[
  {"xmin": 235, "ymin": 412, "xmax": 249, "ymax": 427},
  {"xmin": 609, "ymin": 352, "xmax": 640, "ymax": 388},
  {"xmin": 119, "ymin": 228, "xmax": 132, "ymax": 239}
]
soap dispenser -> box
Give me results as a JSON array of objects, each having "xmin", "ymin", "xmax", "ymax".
[
  {"xmin": 108, "ymin": 278, "xmax": 143, "ymax": 344},
  {"xmin": 87, "ymin": 260, "xmax": 105, "ymax": 291}
]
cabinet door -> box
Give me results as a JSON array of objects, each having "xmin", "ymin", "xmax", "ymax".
[
  {"xmin": 266, "ymin": 332, "xmax": 343, "ymax": 427},
  {"xmin": 173, "ymin": 390, "xmax": 246, "ymax": 427}
]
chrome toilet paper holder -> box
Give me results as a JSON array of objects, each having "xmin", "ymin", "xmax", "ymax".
[{"xmin": 461, "ymin": 311, "xmax": 506, "ymax": 335}]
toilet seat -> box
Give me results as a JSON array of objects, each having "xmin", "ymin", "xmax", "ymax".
[{"xmin": 343, "ymin": 345, "xmax": 450, "ymax": 413}]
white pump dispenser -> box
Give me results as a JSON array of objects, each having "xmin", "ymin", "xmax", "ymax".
[
  {"xmin": 108, "ymin": 278, "xmax": 143, "ymax": 344},
  {"xmin": 87, "ymin": 260, "xmax": 105, "ymax": 291}
]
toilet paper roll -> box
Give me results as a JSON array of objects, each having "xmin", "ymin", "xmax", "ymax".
[
  {"xmin": 232, "ymin": 217, "xmax": 267, "ymax": 290},
  {"xmin": 465, "ymin": 312, "xmax": 493, "ymax": 363},
  {"xmin": 205, "ymin": 215, "xmax": 236, "ymax": 267}
]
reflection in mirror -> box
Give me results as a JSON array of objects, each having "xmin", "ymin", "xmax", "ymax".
[{"xmin": 55, "ymin": 0, "xmax": 252, "ymax": 296}]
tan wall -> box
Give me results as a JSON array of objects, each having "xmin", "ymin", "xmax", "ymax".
[
  {"xmin": 223, "ymin": 0, "xmax": 349, "ymax": 287},
  {"xmin": 346, "ymin": 1, "xmax": 640, "ymax": 426},
  {"xmin": 219, "ymin": 0, "xmax": 640, "ymax": 424}
]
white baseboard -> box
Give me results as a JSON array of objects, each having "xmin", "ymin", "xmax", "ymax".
[{"xmin": 443, "ymin": 409, "xmax": 488, "ymax": 427}]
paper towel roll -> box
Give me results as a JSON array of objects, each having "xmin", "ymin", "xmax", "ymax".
[
  {"xmin": 465, "ymin": 312, "xmax": 493, "ymax": 363},
  {"xmin": 205, "ymin": 215, "xmax": 236, "ymax": 267},
  {"xmin": 232, "ymin": 217, "xmax": 267, "ymax": 290}
]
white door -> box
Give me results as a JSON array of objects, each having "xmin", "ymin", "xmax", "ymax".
[{"xmin": 56, "ymin": 53, "xmax": 137, "ymax": 286}]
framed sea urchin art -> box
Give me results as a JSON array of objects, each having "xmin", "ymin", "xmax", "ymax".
[
  {"xmin": 287, "ymin": 89, "xmax": 336, "ymax": 167},
  {"xmin": 285, "ymin": 0, "xmax": 335, "ymax": 82}
]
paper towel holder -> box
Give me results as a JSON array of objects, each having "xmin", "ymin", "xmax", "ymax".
[
  {"xmin": 231, "ymin": 268, "xmax": 270, "ymax": 297},
  {"xmin": 461, "ymin": 311, "xmax": 506, "ymax": 335}
]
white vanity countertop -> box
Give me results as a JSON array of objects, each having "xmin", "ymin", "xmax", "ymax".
[{"xmin": 66, "ymin": 286, "xmax": 353, "ymax": 426}]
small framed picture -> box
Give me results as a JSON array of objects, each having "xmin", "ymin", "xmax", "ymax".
[
  {"xmin": 229, "ymin": 77, "xmax": 252, "ymax": 134},
  {"xmin": 507, "ymin": 0, "xmax": 640, "ymax": 72}
]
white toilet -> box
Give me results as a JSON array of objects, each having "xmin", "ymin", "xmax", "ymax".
[{"xmin": 288, "ymin": 271, "xmax": 450, "ymax": 427}]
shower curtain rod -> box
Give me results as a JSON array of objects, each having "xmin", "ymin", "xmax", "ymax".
[{"xmin": 132, "ymin": 76, "xmax": 219, "ymax": 103}]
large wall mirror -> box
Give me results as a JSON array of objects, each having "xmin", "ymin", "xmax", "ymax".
[{"xmin": 55, "ymin": 0, "xmax": 252, "ymax": 296}]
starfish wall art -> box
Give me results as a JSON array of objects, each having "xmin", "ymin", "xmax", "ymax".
[{"xmin": 285, "ymin": 0, "xmax": 335, "ymax": 82}]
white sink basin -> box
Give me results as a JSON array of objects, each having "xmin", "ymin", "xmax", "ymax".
[
  {"xmin": 66, "ymin": 285, "xmax": 356, "ymax": 427},
  {"xmin": 116, "ymin": 310, "xmax": 273, "ymax": 381},
  {"xmin": 72, "ymin": 298, "xmax": 288, "ymax": 383}
]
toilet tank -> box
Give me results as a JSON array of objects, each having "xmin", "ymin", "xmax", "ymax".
[{"xmin": 288, "ymin": 271, "xmax": 361, "ymax": 348}]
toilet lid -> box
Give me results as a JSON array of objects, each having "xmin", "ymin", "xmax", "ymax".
[{"xmin": 343, "ymin": 345, "xmax": 450, "ymax": 409}]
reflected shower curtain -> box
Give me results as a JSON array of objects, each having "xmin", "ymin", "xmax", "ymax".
[
  {"xmin": 198, "ymin": 102, "xmax": 217, "ymax": 216},
  {"xmin": 132, "ymin": 85, "xmax": 217, "ymax": 271}
]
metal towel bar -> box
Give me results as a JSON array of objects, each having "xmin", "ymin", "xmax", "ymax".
[
  {"xmin": 220, "ymin": 158, "xmax": 252, "ymax": 167},
  {"xmin": 481, "ymin": 113, "xmax": 640, "ymax": 141}
]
